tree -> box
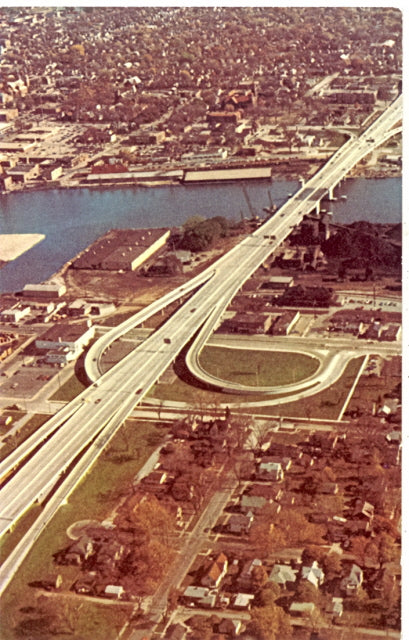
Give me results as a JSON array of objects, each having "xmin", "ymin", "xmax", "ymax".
[
  {"xmin": 322, "ymin": 551, "xmax": 343, "ymax": 579},
  {"xmin": 249, "ymin": 603, "xmax": 292, "ymax": 640},
  {"xmin": 350, "ymin": 536, "xmax": 378, "ymax": 567},
  {"xmin": 296, "ymin": 580, "xmax": 323, "ymax": 606}
]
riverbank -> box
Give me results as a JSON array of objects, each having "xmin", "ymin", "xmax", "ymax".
[
  {"xmin": 0, "ymin": 176, "xmax": 401, "ymax": 294},
  {"xmin": 1, "ymin": 155, "xmax": 401, "ymax": 196}
]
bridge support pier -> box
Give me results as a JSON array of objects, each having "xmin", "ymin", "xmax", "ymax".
[{"xmin": 315, "ymin": 201, "xmax": 320, "ymax": 215}]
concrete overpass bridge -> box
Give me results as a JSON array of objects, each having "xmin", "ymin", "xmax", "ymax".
[{"xmin": 0, "ymin": 96, "xmax": 402, "ymax": 596}]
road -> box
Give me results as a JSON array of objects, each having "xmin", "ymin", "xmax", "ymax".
[
  {"xmin": 123, "ymin": 470, "xmax": 238, "ymax": 640},
  {"xmin": 0, "ymin": 96, "xmax": 402, "ymax": 593}
]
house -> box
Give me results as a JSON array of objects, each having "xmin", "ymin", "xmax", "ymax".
[
  {"xmin": 227, "ymin": 512, "xmax": 254, "ymax": 535},
  {"xmin": 269, "ymin": 564, "xmax": 298, "ymax": 587},
  {"xmin": 201, "ymin": 553, "xmax": 228, "ymax": 589},
  {"xmin": 301, "ymin": 561, "xmax": 325, "ymax": 587},
  {"xmin": 319, "ymin": 482, "xmax": 339, "ymax": 495},
  {"xmin": 257, "ymin": 461, "xmax": 284, "ymax": 481},
  {"xmin": 289, "ymin": 602, "xmax": 316, "ymax": 617},
  {"xmin": 231, "ymin": 593, "xmax": 254, "ymax": 609},
  {"xmin": 60, "ymin": 536, "xmax": 94, "ymax": 566},
  {"xmin": 350, "ymin": 499, "xmax": 375, "ymax": 530},
  {"xmin": 164, "ymin": 623, "xmax": 187, "ymax": 640},
  {"xmin": 183, "ymin": 586, "xmax": 217, "ymax": 608},
  {"xmin": 326, "ymin": 597, "xmax": 344, "ymax": 618},
  {"xmin": 237, "ymin": 558, "xmax": 263, "ymax": 591},
  {"xmin": 240, "ymin": 495, "xmax": 269, "ymax": 512},
  {"xmin": 104, "ymin": 584, "xmax": 125, "ymax": 599},
  {"xmin": 218, "ymin": 618, "xmax": 243, "ymax": 636},
  {"xmin": 72, "ymin": 574, "xmax": 96, "ymax": 595},
  {"xmin": 341, "ymin": 564, "xmax": 364, "ymax": 595}
]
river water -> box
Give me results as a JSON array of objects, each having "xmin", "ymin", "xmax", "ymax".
[{"xmin": 0, "ymin": 177, "xmax": 401, "ymax": 293}]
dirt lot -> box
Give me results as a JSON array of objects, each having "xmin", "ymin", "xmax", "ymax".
[{"xmin": 61, "ymin": 235, "xmax": 242, "ymax": 309}]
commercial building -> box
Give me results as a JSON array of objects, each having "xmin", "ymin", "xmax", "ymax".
[
  {"xmin": 73, "ymin": 228, "xmax": 170, "ymax": 272},
  {"xmin": 23, "ymin": 281, "xmax": 67, "ymax": 298},
  {"xmin": 35, "ymin": 320, "xmax": 95, "ymax": 356},
  {"xmin": 0, "ymin": 305, "xmax": 31, "ymax": 323}
]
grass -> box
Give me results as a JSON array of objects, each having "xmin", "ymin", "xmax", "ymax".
[
  {"xmin": 0, "ymin": 414, "xmax": 50, "ymax": 462},
  {"xmin": 240, "ymin": 356, "xmax": 365, "ymax": 420},
  {"xmin": 0, "ymin": 505, "xmax": 43, "ymax": 564},
  {"xmin": 148, "ymin": 342, "xmax": 316, "ymax": 407},
  {"xmin": 198, "ymin": 346, "xmax": 319, "ymax": 387},
  {"xmin": 50, "ymin": 374, "xmax": 87, "ymax": 402},
  {"xmin": 0, "ymin": 419, "xmax": 166, "ymax": 640}
]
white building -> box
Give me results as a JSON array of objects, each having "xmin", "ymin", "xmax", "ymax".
[
  {"xmin": 0, "ymin": 305, "xmax": 31, "ymax": 323},
  {"xmin": 35, "ymin": 320, "xmax": 95, "ymax": 356}
]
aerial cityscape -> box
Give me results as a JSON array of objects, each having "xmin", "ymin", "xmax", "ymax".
[{"xmin": 0, "ymin": 6, "xmax": 402, "ymax": 640}]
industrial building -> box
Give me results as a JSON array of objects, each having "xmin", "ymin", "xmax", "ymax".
[
  {"xmin": 35, "ymin": 320, "xmax": 95, "ymax": 356},
  {"xmin": 72, "ymin": 228, "xmax": 170, "ymax": 272},
  {"xmin": 22, "ymin": 281, "xmax": 67, "ymax": 298}
]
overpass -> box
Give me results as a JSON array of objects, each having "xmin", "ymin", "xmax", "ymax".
[{"xmin": 0, "ymin": 96, "xmax": 402, "ymax": 594}]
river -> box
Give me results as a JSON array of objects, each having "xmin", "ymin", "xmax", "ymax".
[{"xmin": 0, "ymin": 177, "xmax": 401, "ymax": 293}]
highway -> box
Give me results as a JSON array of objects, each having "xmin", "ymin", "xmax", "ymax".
[{"xmin": 0, "ymin": 96, "xmax": 402, "ymax": 591}]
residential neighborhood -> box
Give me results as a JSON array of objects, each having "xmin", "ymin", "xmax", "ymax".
[{"xmin": 0, "ymin": 6, "xmax": 401, "ymax": 640}]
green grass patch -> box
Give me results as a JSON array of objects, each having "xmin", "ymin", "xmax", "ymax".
[
  {"xmin": 239, "ymin": 357, "xmax": 365, "ymax": 420},
  {"xmin": 0, "ymin": 420, "xmax": 166, "ymax": 640},
  {"xmin": 0, "ymin": 505, "xmax": 43, "ymax": 565},
  {"xmin": 50, "ymin": 374, "xmax": 87, "ymax": 402},
  {"xmin": 0, "ymin": 414, "xmax": 50, "ymax": 462},
  {"xmin": 199, "ymin": 346, "xmax": 319, "ymax": 387}
]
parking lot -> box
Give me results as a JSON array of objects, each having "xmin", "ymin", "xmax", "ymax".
[{"xmin": 0, "ymin": 364, "xmax": 58, "ymax": 399}]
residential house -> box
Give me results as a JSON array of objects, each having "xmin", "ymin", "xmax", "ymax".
[
  {"xmin": 218, "ymin": 618, "xmax": 243, "ymax": 636},
  {"xmin": 201, "ymin": 553, "xmax": 228, "ymax": 589},
  {"xmin": 269, "ymin": 564, "xmax": 298, "ymax": 587},
  {"xmin": 237, "ymin": 558, "xmax": 263, "ymax": 591},
  {"xmin": 164, "ymin": 623, "xmax": 187, "ymax": 640},
  {"xmin": 183, "ymin": 586, "xmax": 217, "ymax": 608},
  {"xmin": 289, "ymin": 602, "xmax": 316, "ymax": 618},
  {"xmin": 301, "ymin": 561, "xmax": 325, "ymax": 588},
  {"xmin": 341, "ymin": 564, "xmax": 364, "ymax": 595},
  {"xmin": 231, "ymin": 593, "xmax": 254, "ymax": 610},
  {"xmin": 227, "ymin": 512, "xmax": 254, "ymax": 535},
  {"xmin": 104, "ymin": 584, "xmax": 125, "ymax": 599},
  {"xmin": 240, "ymin": 495, "xmax": 270, "ymax": 512},
  {"xmin": 59, "ymin": 536, "xmax": 94, "ymax": 566},
  {"xmin": 257, "ymin": 461, "xmax": 284, "ymax": 482},
  {"xmin": 326, "ymin": 597, "xmax": 344, "ymax": 619}
]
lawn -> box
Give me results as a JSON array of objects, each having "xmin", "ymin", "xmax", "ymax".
[
  {"xmin": 198, "ymin": 346, "xmax": 319, "ymax": 387},
  {"xmin": 0, "ymin": 419, "xmax": 166, "ymax": 640},
  {"xmin": 0, "ymin": 414, "xmax": 49, "ymax": 462},
  {"xmin": 148, "ymin": 343, "xmax": 317, "ymax": 407},
  {"xmin": 50, "ymin": 374, "xmax": 87, "ymax": 402},
  {"xmin": 240, "ymin": 356, "xmax": 365, "ymax": 420}
]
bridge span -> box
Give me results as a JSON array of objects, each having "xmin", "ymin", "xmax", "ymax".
[{"xmin": 0, "ymin": 96, "xmax": 402, "ymax": 596}]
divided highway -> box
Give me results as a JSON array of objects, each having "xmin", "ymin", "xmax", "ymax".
[{"xmin": 0, "ymin": 97, "xmax": 402, "ymax": 589}]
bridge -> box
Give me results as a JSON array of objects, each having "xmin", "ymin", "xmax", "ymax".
[{"xmin": 0, "ymin": 95, "xmax": 402, "ymax": 595}]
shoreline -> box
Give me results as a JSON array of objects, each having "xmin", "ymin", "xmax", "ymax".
[{"xmin": 0, "ymin": 162, "xmax": 401, "ymax": 197}]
